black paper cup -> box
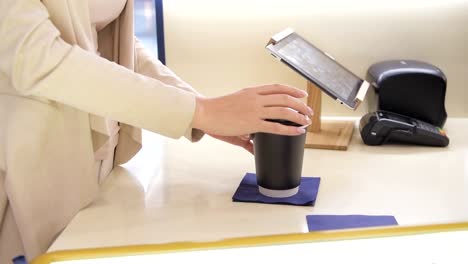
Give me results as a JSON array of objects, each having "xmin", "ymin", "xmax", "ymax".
[{"xmin": 253, "ymin": 119, "xmax": 307, "ymax": 198}]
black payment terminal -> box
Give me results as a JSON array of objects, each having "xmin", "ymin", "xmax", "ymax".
[{"xmin": 359, "ymin": 111, "xmax": 449, "ymax": 147}]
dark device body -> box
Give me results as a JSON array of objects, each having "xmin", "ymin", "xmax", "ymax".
[
  {"xmin": 253, "ymin": 120, "xmax": 306, "ymax": 190},
  {"xmin": 366, "ymin": 60, "xmax": 447, "ymax": 127},
  {"xmin": 359, "ymin": 111, "xmax": 449, "ymax": 147}
]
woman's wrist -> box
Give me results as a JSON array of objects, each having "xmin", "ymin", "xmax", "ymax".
[{"xmin": 192, "ymin": 95, "xmax": 207, "ymax": 131}]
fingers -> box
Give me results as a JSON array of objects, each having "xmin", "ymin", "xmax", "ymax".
[
  {"xmin": 237, "ymin": 137, "xmax": 254, "ymax": 154},
  {"xmin": 255, "ymin": 84, "xmax": 308, "ymax": 98},
  {"xmin": 209, "ymin": 134, "xmax": 254, "ymax": 154},
  {"xmin": 228, "ymin": 136, "xmax": 254, "ymax": 155},
  {"xmin": 239, "ymin": 134, "xmax": 251, "ymax": 140},
  {"xmin": 261, "ymin": 94, "xmax": 313, "ymax": 116},
  {"xmin": 244, "ymin": 142, "xmax": 254, "ymax": 155},
  {"xmin": 260, "ymin": 120, "xmax": 306, "ymax": 136},
  {"xmin": 260, "ymin": 107, "xmax": 311, "ymax": 126}
]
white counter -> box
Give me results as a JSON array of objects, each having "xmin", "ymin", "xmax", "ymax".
[
  {"xmin": 46, "ymin": 230, "xmax": 468, "ymax": 264},
  {"xmin": 48, "ymin": 118, "xmax": 468, "ymax": 252}
]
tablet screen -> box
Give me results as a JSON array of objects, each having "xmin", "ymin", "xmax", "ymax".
[{"xmin": 267, "ymin": 33, "xmax": 363, "ymax": 108}]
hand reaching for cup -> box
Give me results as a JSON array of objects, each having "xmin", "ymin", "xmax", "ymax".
[
  {"xmin": 192, "ymin": 84, "xmax": 313, "ymax": 137},
  {"xmin": 208, "ymin": 134, "xmax": 255, "ymax": 154}
]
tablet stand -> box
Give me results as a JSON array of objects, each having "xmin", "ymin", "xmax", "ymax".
[{"xmin": 305, "ymin": 82, "xmax": 355, "ymax": 150}]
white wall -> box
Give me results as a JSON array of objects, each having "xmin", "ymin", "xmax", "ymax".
[{"xmin": 164, "ymin": 0, "xmax": 468, "ymax": 117}]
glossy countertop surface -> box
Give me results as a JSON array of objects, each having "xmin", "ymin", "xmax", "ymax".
[{"xmin": 49, "ymin": 118, "xmax": 468, "ymax": 252}]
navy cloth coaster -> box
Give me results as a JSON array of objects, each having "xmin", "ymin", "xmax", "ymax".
[
  {"xmin": 232, "ymin": 173, "xmax": 320, "ymax": 206},
  {"xmin": 307, "ymin": 215, "xmax": 398, "ymax": 231},
  {"xmin": 12, "ymin": 256, "xmax": 27, "ymax": 264}
]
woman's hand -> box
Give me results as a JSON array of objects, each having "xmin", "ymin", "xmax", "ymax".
[
  {"xmin": 192, "ymin": 84, "xmax": 313, "ymax": 137},
  {"xmin": 208, "ymin": 134, "xmax": 254, "ymax": 154}
]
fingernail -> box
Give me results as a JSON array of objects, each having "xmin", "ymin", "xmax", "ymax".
[
  {"xmin": 240, "ymin": 134, "xmax": 250, "ymax": 140},
  {"xmin": 297, "ymin": 127, "xmax": 306, "ymax": 134},
  {"xmin": 305, "ymin": 115, "xmax": 312, "ymax": 124},
  {"xmin": 307, "ymin": 106, "xmax": 314, "ymax": 115}
]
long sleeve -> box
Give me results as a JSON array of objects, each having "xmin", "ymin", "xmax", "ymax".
[
  {"xmin": 134, "ymin": 37, "xmax": 205, "ymax": 141},
  {"xmin": 134, "ymin": 37, "xmax": 200, "ymax": 95},
  {"xmin": 0, "ymin": 0, "xmax": 198, "ymax": 140}
]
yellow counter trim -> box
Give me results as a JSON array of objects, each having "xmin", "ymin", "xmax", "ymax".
[{"xmin": 32, "ymin": 222, "xmax": 468, "ymax": 264}]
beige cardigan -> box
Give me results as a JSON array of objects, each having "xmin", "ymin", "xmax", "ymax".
[{"xmin": 0, "ymin": 0, "xmax": 203, "ymax": 261}]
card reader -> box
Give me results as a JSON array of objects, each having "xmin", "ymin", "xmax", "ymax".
[{"xmin": 359, "ymin": 111, "xmax": 449, "ymax": 147}]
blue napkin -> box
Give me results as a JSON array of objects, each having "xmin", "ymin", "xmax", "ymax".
[
  {"xmin": 307, "ymin": 215, "xmax": 398, "ymax": 231},
  {"xmin": 232, "ymin": 173, "xmax": 320, "ymax": 206}
]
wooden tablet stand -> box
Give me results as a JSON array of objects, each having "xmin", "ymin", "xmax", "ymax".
[{"xmin": 305, "ymin": 82, "xmax": 355, "ymax": 150}]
